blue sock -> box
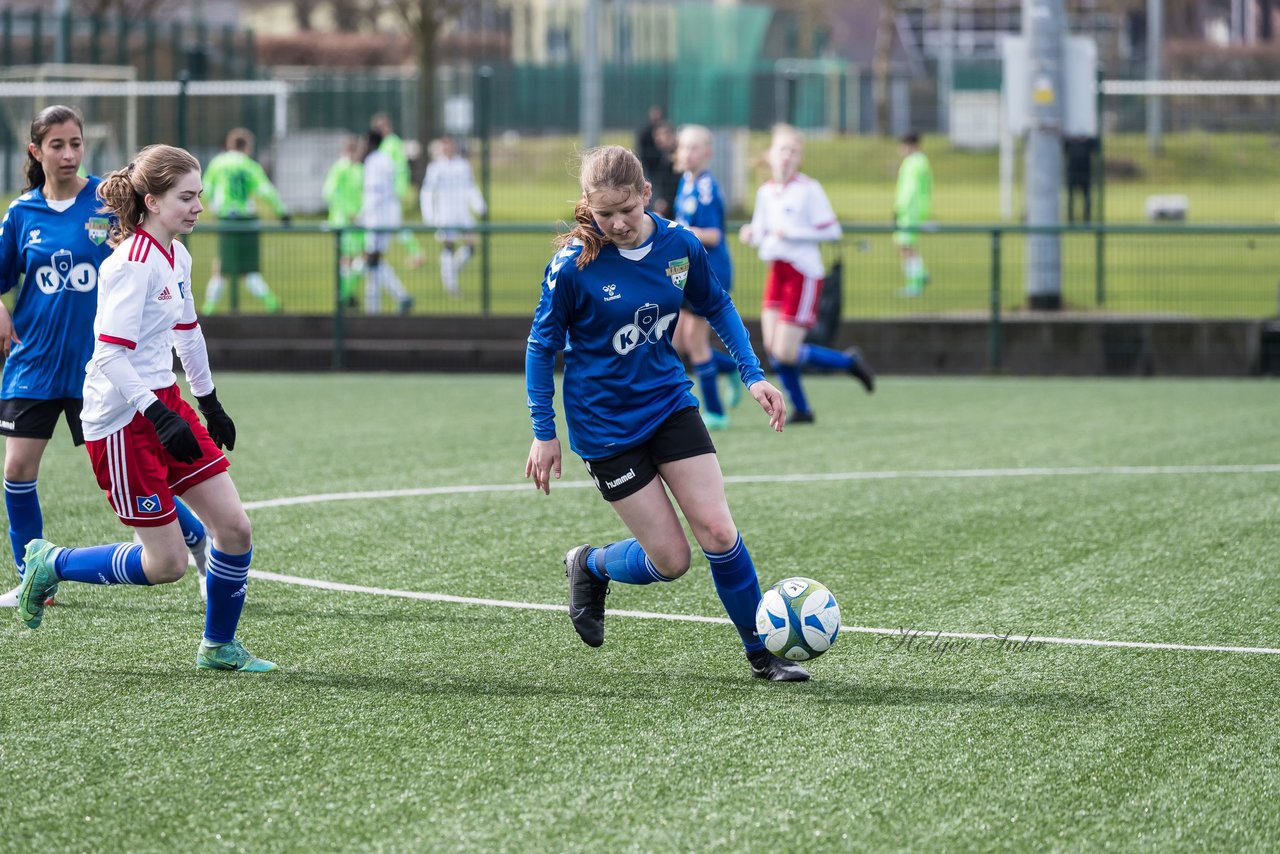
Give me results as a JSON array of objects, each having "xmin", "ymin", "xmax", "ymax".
[
  {"xmin": 205, "ymin": 547, "xmax": 251, "ymax": 644},
  {"xmin": 797, "ymin": 343, "xmax": 853, "ymax": 371},
  {"xmin": 770, "ymin": 358, "xmax": 810, "ymax": 414},
  {"xmin": 586, "ymin": 539, "xmax": 670, "ymax": 585},
  {"xmin": 711, "ymin": 350, "xmax": 737, "ymax": 375},
  {"xmin": 53, "ymin": 543, "xmax": 150, "ymax": 585},
  {"xmin": 694, "ymin": 359, "xmax": 725, "ymax": 416},
  {"xmin": 704, "ymin": 533, "xmax": 765, "ymax": 652},
  {"xmin": 5, "ymin": 478, "xmax": 40, "ymax": 574},
  {"xmin": 173, "ymin": 498, "xmax": 206, "ymax": 548}
]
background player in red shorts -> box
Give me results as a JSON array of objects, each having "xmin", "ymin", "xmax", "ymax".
[
  {"xmin": 739, "ymin": 124, "xmax": 874, "ymax": 424},
  {"xmin": 14, "ymin": 144, "xmax": 275, "ymax": 673}
]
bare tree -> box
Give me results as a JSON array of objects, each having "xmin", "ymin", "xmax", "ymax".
[
  {"xmin": 385, "ymin": 0, "xmax": 470, "ymax": 153},
  {"xmin": 83, "ymin": 0, "xmax": 181, "ymax": 15},
  {"xmin": 872, "ymin": 0, "xmax": 897, "ymax": 135}
]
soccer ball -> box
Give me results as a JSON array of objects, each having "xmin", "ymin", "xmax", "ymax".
[{"xmin": 755, "ymin": 577, "xmax": 841, "ymax": 661}]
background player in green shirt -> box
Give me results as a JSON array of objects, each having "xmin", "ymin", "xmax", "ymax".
[
  {"xmin": 202, "ymin": 128, "xmax": 289, "ymax": 314},
  {"xmin": 894, "ymin": 132, "xmax": 933, "ymax": 297},
  {"xmin": 323, "ymin": 135, "xmax": 366, "ymax": 306},
  {"xmin": 370, "ymin": 113, "xmax": 426, "ymax": 269}
]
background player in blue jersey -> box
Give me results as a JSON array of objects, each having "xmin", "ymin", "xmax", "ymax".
[
  {"xmin": 671, "ymin": 125, "xmax": 741, "ymax": 430},
  {"xmin": 0, "ymin": 105, "xmax": 209, "ymax": 609},
  {"xmin": 524, "ymin": 145, "xmax": 810, "ymax": 682}
]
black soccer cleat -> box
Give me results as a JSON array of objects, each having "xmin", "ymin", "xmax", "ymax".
[
  {"xmin": 786, "ymin": 410, "xmax": 816, "ymax": 426},
  {"xmin": 845, "ymin": 346, "xmax": 876, "ymax": 393},
  {"xmin": 748, "ymin": 648, "xmax": 811, "ymax": 682},
  {"xmin": 565, "ymin": 544, "xmax": 608, "ymax": 648}
]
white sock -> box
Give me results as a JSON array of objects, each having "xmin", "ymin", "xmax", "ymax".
[
  {"xmin": 205, "ymin": 275, "xmax": 225, "ymax": 307},
  {"xmin": 440, "ymin": 250, "xmax": 458, "ymax": 293},
  {"xmin": 244, "ymin": 271, "xmax": 270, "ymax": 299},
  {"xmin": 364, "ymin": 267, "xmax": 382, "ymax": 314},
  {"xmin": 380, "ymin": 264, "xmax": 407, "ymax": 300},
  {"xmin": 453, "ymin": 244, "xmax": 472, "ymax": 273}
]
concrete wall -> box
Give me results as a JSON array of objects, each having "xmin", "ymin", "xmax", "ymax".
[{"xmin": 198, "ymin": 315, "xmax": 1280, "ymax": 376}]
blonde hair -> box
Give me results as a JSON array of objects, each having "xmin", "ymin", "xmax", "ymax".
[
  {"xmin": 770, "ymin": 122, "xmax": 804, "ymax": 146},
  {"xmin": 97, "ymin": 144, "xmax": 201, "ymax": 247},
  {"xmin": 555, "ymin": 145, "xmax": 647, "ymax": 269},
  {"xmin": 678, "ymin": 123, "xmax": 713, "ymax": 149}
]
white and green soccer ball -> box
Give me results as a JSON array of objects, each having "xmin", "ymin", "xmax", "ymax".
[{"xmin": 755, "ymin": 577, "xmax": 841, "ymax": 661}]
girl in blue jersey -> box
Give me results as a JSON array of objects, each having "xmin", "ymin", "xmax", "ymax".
[
  {"xmin": 524, "ymin": 145, "xmax": 810, "ymax": 682},
  {"xmin": 671, "ymin": 125, "xmax": 741, "ymax": 430},
  {"xmin": 0, "ymin": 105, "xmax": 209, "ymax": 609}
]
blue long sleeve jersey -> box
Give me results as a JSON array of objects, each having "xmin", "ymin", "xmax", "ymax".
[
  {"xmin": 527, "ymin": 213, "xmax": 765, "ymax": 460},
  {"xmin": 674, "ymin": 169, "xmax": 733, "ymax": 292},
  {"xmin": 0, "ymin": 177, "xmax": 110, "ymax": 399}
]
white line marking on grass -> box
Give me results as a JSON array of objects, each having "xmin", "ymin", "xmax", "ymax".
[
  {"xmin": 242, "ymin": 464, "xmax": 1280, "ymax": 511},
  {"xmin": 248, "ymin": 570, "xmax": 1280, "ymax": 656}
]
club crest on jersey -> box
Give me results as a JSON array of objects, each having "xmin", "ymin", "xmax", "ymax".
[
  {"xmin": 665, "ymin": 257, "xmax": 690, "ymax": 290},
  {"xmin": 135, "ymin": 494, "xmax": 162, "ymax": 514},
  {"xmin": 85, "ymin": 217, "xmax": 109, "ymax": 245}
]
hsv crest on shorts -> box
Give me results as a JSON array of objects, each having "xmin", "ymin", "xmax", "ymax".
[{"xmin": 135, "ymin": 493, "xmax": 163, "ymax": 514}]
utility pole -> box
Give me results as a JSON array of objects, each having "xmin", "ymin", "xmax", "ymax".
[
  {"xmin": 1024, "ymin": 0, "xmax": 1065, "ymax": 310},
  {"xmin": 580, "ymin": 0, "xmax": 602, "ymax": 149},
  {"xmin": 1146, "ymin": 0, "xmax": 1163, "ymax": 153}
]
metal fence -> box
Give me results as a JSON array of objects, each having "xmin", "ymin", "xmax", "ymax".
[{"xmin": 185, "ymin": 219, "xmax": 1280, "ymax": 319}]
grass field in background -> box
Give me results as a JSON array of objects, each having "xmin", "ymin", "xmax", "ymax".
[{"xmin": 0, "ymin": 374, "xmax": 1277, "ymax": 851}]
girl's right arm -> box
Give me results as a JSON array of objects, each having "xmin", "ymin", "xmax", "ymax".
[{"xmin": 524, "ymin": 247, "xmax": 577, "ymax": 492}]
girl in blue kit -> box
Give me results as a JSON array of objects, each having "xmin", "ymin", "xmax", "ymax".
[
  {"xmin": 0, "ymin": 105, "xmax": 209, "ymax": 609},
  {"xmin": 671, "ymin": 124, "xmax": 741, "ymax": 430},
  {"xmin": 524, "ymin": 145, "xmax": 809, "ymax": 682}
]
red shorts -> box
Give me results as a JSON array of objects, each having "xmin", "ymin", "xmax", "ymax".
[
  {"xmin": 85, "ymin": 385, "xmax": 230, "ymax": 528},
  {"xmin": 762, "ymin": 260, "xmax": 823, "ymax": 328}
]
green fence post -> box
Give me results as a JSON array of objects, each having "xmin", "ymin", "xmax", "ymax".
[
  {"xmin": 333, "ymin": 227, "xmax": 345, "ymax": 369},
  {"xmin": 989, "ymin": 229, "xmax": 1002, "ymax": 372},
  {"xmin": 477, "ymin": 65, "xmax": 493, "ymax": 316},
  {"xmin": 1095, "ymin": 70, "xmax": 1106, "ymax": 307}
]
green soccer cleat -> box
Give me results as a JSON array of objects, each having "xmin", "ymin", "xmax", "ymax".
[
  {"xmin": 196, "ymin": 638, "xmax": 279, "ymax": 673},
  {"xmin": 701, "ymin": 411, "xmax": 731, "ymax": 431},
  {"xmin": 17, "ymin": 539, "xmax": 62, "ymax": 629},
  {"xmin": 721, "ymin": 375, "xmax": 744, "ymax": 410}
]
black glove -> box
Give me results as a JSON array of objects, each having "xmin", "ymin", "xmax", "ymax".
[
  {"xmin": 144, "ymin": 400, "xmax": 201, "ymax": 464},
  {"xmin": 280, "ymin": 213, "xmax": 292, "ymax": 227},
  {"xmin": 196, "ymin": 389, "xmax": 236, "ymax": 451}
]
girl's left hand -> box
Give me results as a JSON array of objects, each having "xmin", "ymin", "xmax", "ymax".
[{"xmin": 748, "ymin": 380, "xmax": 786, "ymax": 433}]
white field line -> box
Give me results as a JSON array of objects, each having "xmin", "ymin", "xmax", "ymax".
[
  {"xmin": 244, "ymin": 464, "xmax": 1280, "ymax": 657},
  {"xmin": 242, "ymin": 464, "xmax": 1280, "ymax": 512},
  {"xmin": 247, "ymin": 570, "xmax": 1280, "ymax": 657}
]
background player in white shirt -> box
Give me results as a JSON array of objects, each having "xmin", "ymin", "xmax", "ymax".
[
  {"xmin": 15, "ymin": 144, "xmax": 275, "ymax": 673},
  {"xmin": 361, "ymin": 128, "xmax": 413, "ymax": 315},
  {"xmin": 739, "ymin": 124, "xmax": 874, "ymax": 425},
  {"xmin": 419, "ymin": 135, "xmax": 486, "ymax": 296}
]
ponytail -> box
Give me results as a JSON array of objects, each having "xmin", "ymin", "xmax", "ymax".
[{"xmin": 555, "ymin": 199, "xmax": 609, "ymax": 269}]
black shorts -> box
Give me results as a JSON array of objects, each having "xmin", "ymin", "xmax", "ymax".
[
  {"xmin": 583, "ymin": 406, "xmax": 716, "ymax": 502},
  {"xmin": 0, "ymin": 397, "xmax": 85, "ymax": 445}
]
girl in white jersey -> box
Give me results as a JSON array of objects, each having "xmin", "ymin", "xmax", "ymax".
[
  {"xmin": 739, "ymin": 124, "xmax": 875, "ymax": 424},
  {"xmin": 14, "ymin": 144, "xmax": 276, "ymax": 673},
  {"xmin": 420, "ymin": 135, "xmax": 486, "ymax": 295}
]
